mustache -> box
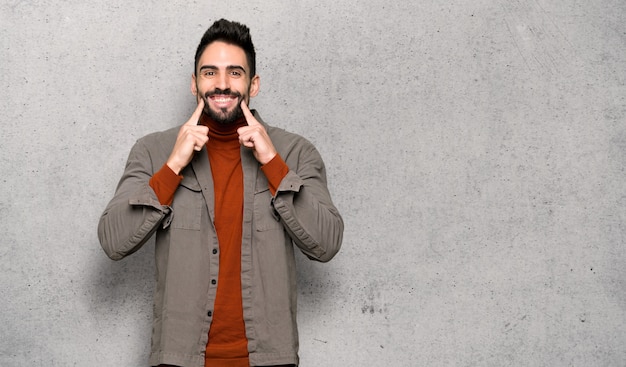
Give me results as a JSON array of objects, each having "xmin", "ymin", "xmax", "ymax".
[{"xmin": 205, "ymin": 88, "xmax": 242, "ymax": 98}]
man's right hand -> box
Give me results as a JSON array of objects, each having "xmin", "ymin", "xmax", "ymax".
[{"xmin": 166, "ymin": 99, "xmax": 208, "ymax": 175}]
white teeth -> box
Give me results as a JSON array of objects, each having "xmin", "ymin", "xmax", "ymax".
[{"xmin": 214, "ymin": 97, "xmax": 234, "ymax": 103}]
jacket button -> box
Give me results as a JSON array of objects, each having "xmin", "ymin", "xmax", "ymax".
[
  {"xmin": 212, "ymin": 248, "xmax": 218, "ymax": 255},
  {"xmin": 211, "ymin": 279, "xmax": 217, "ymax": 285},
  {"xmin": 207, "ymin": 311, "xmax": 212, "ymax": 317}
]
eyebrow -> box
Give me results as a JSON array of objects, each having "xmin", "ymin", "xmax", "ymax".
[{"xmin": 199, "ymin": 65, "xmax": 247, "ymax": 74}]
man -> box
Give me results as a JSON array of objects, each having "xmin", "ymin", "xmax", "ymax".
[{"xmin": 98, "ymin": 19, "xmax": 343, "ymax": 367}]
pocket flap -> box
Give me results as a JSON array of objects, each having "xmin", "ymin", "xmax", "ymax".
[{"xmin": 180, "ymin": 176, "xmax": 202, "ymax": 192}]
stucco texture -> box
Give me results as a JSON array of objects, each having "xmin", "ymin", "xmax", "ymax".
[{"xmin": 1, "ymin": 0, "xmax": 625, "ymax": 366}]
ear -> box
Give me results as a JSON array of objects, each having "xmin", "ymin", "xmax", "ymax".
[
  {"xmin": 249, "ymin": 75, "xmax": 260, "ymax": 98},
  {"xmin": 190, "ymin": 74, "xmax": 198, "ymax": 96}
]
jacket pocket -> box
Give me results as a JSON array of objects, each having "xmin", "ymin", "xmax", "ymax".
[
  {"xmin": 171, "ymin": 181, "xmax": 203, "ymax": 231},
  {"xmin": 254, "ymin": 187, "xmax": 283, "ymax": 231}
]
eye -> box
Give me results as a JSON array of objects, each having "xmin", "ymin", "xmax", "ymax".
[
  {"xmin": 202, "ymin": 70, "xmax": 215, "ymax": 77},
  {"xmin": 230, "ymin": 70, "xmax": 242, "ymax": 77}
]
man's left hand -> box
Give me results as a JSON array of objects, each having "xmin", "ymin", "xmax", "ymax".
[{"xmin": 238, "ymin": 100, "xmax": 278, "ymax": 165}]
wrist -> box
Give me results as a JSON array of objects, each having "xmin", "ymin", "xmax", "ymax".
[
  {"xmin": 166, "ymin": 160, "xmax": 183, "ymax": 175},
  {"xmin": 259, "ymin": 151, "xmax": 277, "ymax": 165}
]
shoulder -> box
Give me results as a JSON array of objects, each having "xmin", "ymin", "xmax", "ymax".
[
  {"xmin": 255, "ymin": 113, "xmax": 324, "ymax": 169},
  {"xmin": 267, "ymin": 125, "xmax": 310, "ymax": 147},
  {"xmin": 132, "ymin": 125, "xmax": 180, "ymax": 155},
  {"xmin": 254, "ymin": 111, "xmax": 315, "ymax": 152},
  {"xmin": 136, "ymin": 125, "xmax": 179, "ymax": 146},
  {"xmin": 126, "ymin": 125, "xmax": 180, "ymax": 165}
]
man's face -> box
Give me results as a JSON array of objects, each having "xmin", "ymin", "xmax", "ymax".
[{"xmin": 192, "ymin": 41, "xmax": 259, "ymax": 124}]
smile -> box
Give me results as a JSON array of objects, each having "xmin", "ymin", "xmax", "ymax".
[
  {"xmin": 212, "ymin": 96, "xmax": 236, "ymax": 103},
  {"xmin": 209, "ymin": 94, "xmax": 239, "ymax": 109}
]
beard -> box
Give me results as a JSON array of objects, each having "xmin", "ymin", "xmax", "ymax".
[{"xmin": 203, "ymin": 88, "xmax": 245, "ymax": 125}]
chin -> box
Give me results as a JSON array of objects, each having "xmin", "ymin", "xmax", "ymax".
[{"xmin": 208, "ymin": 107, "xmax": 242, "ymax": 125}]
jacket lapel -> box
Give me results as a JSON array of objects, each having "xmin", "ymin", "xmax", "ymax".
[{"xmin": 189, "ymin": 147, "xmax": 216, "ymax": 225}]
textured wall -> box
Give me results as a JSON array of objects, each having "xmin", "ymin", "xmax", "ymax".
[{"xmin": 2, "ymin": 0, "xmax": 625, "ymax": 366}]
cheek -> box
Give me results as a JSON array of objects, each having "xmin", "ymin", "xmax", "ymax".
[
  {"xmin": 195, "ymin": 79, "xmax": 211, "ymax": 94},
  {"xmin": 233, "ymin": 80, "xmax": 251, "ymax": 94}
]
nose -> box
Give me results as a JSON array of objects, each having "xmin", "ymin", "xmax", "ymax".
[{"xmin": 215, "ymin": 72, "xmax": 229, "ymax": 90}]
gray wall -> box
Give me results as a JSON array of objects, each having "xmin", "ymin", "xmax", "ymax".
[{"xmin": 2, "ymin": 1, "xmax": 625, "ymax": 366}]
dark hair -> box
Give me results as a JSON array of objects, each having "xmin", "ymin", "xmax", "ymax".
[{"xmin": 194, "ymin": 19, "xmax": 256, "ymax": 78}]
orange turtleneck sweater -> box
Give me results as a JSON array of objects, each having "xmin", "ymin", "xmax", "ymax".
[{"xmin": 149, "ymin": 111, "xmax": 289, "ymax": 367}]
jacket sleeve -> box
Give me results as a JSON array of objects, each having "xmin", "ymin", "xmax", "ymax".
[
  {"xmin": 98, "ymin": 139, "xmax": 172, "ymax": 261},
  {"xmin": 271, "ymin": 143, "xmax": 344, "ymax": 263}
]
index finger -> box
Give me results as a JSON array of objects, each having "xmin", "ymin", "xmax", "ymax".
[
  {"xmin": 240, "ymin": 100, "xmax": 259, "ymax": 126},
  {"xmin": 185, "ymin": 98, "xmax": 205, "ymax": 126}
]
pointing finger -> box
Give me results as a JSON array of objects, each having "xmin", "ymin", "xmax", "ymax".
[
  {"xmin": 185, "ymin": 98, "xmax": 205, "ymax": 126},
  {"xmin": 240, "ymin": 100, "xmax": 259, "ymax": 126}
]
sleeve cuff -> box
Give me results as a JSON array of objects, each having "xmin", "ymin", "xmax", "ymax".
[
  {"xmin": 149, "ymin": 164, "xmax": 183, "ymax": 205},
  {"xmin": 261, "ymin": 154, "xmax": 289, "ymax": 196}
]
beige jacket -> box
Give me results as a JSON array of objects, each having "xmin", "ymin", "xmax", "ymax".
[{"xmin": 98, "ymin": 112, "xmax": 343, "ymax": 367}]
